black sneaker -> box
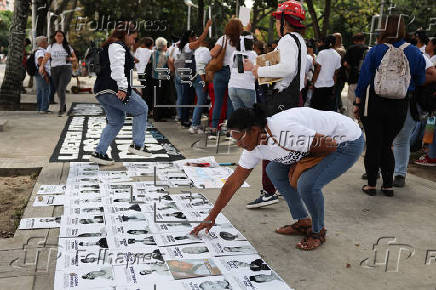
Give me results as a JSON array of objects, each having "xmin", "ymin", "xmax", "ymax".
[
  {"xmin": 128, "ymin": 144, "xmax": 153, "ymax": 157},
  {"xmin": 246, "ymin": 190, "xmax": 279, "ymax": 209},
  {"xmin": 393, "ymin": 175, "xmax": 405, "ymax": 187},
  {"xmin": 89, "ymin": 152, "xmax": 114, "ymax": 166}
]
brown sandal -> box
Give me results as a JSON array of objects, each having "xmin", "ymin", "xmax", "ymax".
[
  {"xmin": 275, "ymin": 219, "xmax": 312, "ymax": 236},
  {"xmin": 296, "ymin": 228, "xmax": 327, "ymax": 251}
]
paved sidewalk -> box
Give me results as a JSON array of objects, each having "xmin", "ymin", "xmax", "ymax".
[{"xmin": 0, "ymin": 93, "xmax": 436, "ymax": 290}]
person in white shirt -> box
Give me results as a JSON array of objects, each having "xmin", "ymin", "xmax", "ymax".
[
  {"xmin": 134, "ymin": 37, "xmax": 153, "ymax": 74},
  {"xmin": 34, "ymin": 36, "xmax": 51, "ymax": 113},
  {"xmin": 191, "ymin": 105, "xmax": 364, "ymax": 251},
  {"xmin": 311, "ymin": 35, "xmax": 341, "ymax": 111},
  {"xmin": 424, "ymin": 38, "xmax": 436, "ymax": 65},
  {"xmin": 242, "ymin": 0, "xmax": 307, "ymax": 209},
  {"xmin": 134, "ymin": 37, "xmax": 154, "ymax": 106},
  {"xmin": 169, "ymin": 20, "xmax": 212, "ymax": 127},
  {"xmin": 189, "ymin": 39, "xmax": 212, "ymax": 134},
  {"xmin": 40, "ymin": 30, "xmax": 77, "ymax": 116},
  {"xmin": 90, "ymin": 22, "xmax": 152, "ymax": 166},
  {"xmin": 228, "ymin": 31, "xmax": 257, "ymax": 111},
  {"xmin": 303, "ymin": 47, "xmax": 314, "ymax": 106},
  {"xmin": 209, "ymin": 19, "xmax": 243, "ymax": 134}
]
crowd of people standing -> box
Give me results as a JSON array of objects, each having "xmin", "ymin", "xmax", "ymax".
[{"xmin": 28, "ymin": 0, "xmax": 436, "ymax": 251}]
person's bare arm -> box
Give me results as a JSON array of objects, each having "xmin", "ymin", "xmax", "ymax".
[
  {"xmin": 168, "ymin": 57, "xmax": 175, "ymax": 74},
  {"xmin": 39, "ymin": 52, "xmax": 50, "ymax": 74},
  {"xmin": 424, "ymin": 66, "xmax": 436, "ymax": 85},
  {"xmin": 191, "ymin": 166, "xmax": 252, "ymax": 235},
  {"xmin": 333, "ymin": 68, "xmax": 340, "ymax": 84},
  {"xmin": 188, "ymin": 19, "xmax": 212, "ymax": 51},
  {"xmin": 210, "ymin": 44, "xmax": 221, "ymax": 58},
  {"xmin": 309, "ymin": 133, "xmax": 338, "ymax": 153},
  {"xmin": 312, "ymin": 63, "xmax": 321, "ymax": 84}
]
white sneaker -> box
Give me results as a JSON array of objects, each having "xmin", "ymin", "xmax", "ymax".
[
  {"xmin": 208, "ymin": 134, "xmax": 217, "ymax": 141},
  {"xmin": 246, "ymin": 190, "xmax": 279, "ymax": 209},
  {"xmin": 188, "ymin": 127, "xmax": 197, "ymax": 134},
  {"xmin": 128, "ymin": 144, "xmax": 153, "ymax": 157}
]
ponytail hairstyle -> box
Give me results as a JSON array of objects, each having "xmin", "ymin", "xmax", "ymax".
[
  {"xmin": 102, "ymin": 21, "xmax": 137, "ymax": 47},
  {"xmin": 52, "ymin": 30, "xmax": 71, "ymax": 57},
  {"xmin": 227, "ymin": 104, "xmax": 267, "ymax": 131},
  {"xmin": 324, "ymin": 35, "xmax": 337, "ymax": 49},
  {"xmin": 178, "ymin": 30, "xmax": 196, "ymax": 51}
]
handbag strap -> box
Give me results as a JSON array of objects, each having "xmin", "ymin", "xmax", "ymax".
[
  {"xmin": 265, "ymin": 125, "xmax": 295, "ymax": 152},
  {"xmin": 285, "ymin": 33, "xmax": 302, "ymax": 85}
]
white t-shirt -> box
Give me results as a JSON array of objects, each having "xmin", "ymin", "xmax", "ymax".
[
  {"xmin": 305, "ymin": 54, "xmax": 314, "ymax": 75},
  {"xmin": 424, "ymin": 54, "xmax": 435, "ymax": 69},
  {"xmin": 257, "ymin": 33, "xmax": 307, "ymax": 92},
  {"xmin": 419, "ymin": 45, "xmax": 426, "ymax": 54},
  {"xmin": 238, "ymin": 107, "xmax": 362, "ymax": 169},
  {"xmin": 216, "ymin": 36, "xmax": 238, "ymax": 67},
  {"xmin": 429, "ymin": 55, "xmax": 436, "ymax": 65},
  {"xmin": 35, "ymin": 47, "xmax": 50, "ymax": 76},
  {"xmin": 228, "ymin": 50, "xmax": 257, "ymax": 90},
  {"xmin": 314, "ymin": 48, "xmax": 341, "ymax": 88},
  {"xmin": 194, "ymin": 46, "xmax": 211, "ymax": 75},
  {"xmin": 134, "ymin": 47, "xmax": 152, "ymax": 73},
  {"xmin": 174, "ymin": 43, "xmax": 192, "ymax": 59},
  {"xmin": 47, "ymin": 43, "xmax": 73, "ymax": 67}
]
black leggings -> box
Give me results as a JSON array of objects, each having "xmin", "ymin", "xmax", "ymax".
[{"xmin": 360, "ymin": 90, "xmax": 408, "ymax": 187}]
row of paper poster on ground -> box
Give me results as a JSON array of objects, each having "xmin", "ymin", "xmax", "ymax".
[{"xmin": 25, "ymin": 161, "xmax": 293, "ymax": 290}]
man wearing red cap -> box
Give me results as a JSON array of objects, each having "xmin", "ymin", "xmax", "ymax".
[{"xmin": 243, "ymin": 0, "xmax": 308, "ymax": 209}]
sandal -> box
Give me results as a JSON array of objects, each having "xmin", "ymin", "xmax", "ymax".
[
  {"xmin": 362, "ymin": 185, "xmax": 376, "ymax": 196},
  {"xmin": 275, "ymin": 219, "xmax": 312, "ymax": 236},
  {"xmin": 296, "ymin": 228, "xmax": 327, "ymax": 251}
]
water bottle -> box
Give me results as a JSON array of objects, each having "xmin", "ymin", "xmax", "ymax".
[{"xmin": 423, "ymin": 116, "xmax": 435, "ymax": 144}]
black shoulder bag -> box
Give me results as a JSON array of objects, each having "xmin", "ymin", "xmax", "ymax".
[{"xmin": 264, "ymin": 33, "xmax": 302, "ymax": 117}]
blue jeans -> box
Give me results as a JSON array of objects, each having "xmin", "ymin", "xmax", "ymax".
[
  {"xmin": 191, "ymin": 75, "xmax": 208, "ymax": 127},
  {"xmin": 212, "ymin": 66, "xmax": 233, "ymax": 128},
  {"xmin": 174, "ymin": 75, "xmax": 183, "ymax": 119},
  {"xmin": 95, "ymin": 91, "xmax": 148, "ymax": 155},
  {"xmin": 228, "ymin": 87, "xmax": 256, "ymax": 110},
  {"xmin": 267, "ymin": 134, "xmax": 364, "ymax": 233},
  {"xmin": 35, "ymin": 74, "xmax": 50, "ymax": 112},
  {"xmin": 393, "ymin": 108, "xmax": 417, "ymax": 177}
]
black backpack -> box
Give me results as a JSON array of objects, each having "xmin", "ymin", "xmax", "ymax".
[
  {"xmin": 26, "ymin": 50, "xmax": 39, "ymax": 76},
  {"xmin": 85, "ymin": 42, "xmax": 103, "ymax": 75}
]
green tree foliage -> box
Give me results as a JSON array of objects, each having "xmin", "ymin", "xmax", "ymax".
[{"xmin": 0, "ymin": 11, "xmax": 13, "ymax": 54}]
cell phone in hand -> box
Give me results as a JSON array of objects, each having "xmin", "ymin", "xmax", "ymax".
[{"xmin": 237, "ymin": 54, "xmax": 244, "ymax": 73}]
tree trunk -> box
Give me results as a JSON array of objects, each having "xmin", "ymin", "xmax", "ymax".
[
  {"xmin": 197, "ymin": 0, "xmax": 204, "ymax": 31},
  {"xmin": 306, "ymin": 0, "xmax": 321, "ymax": 41},
  {"xmin": 36, "ymin": 0, "xmax": 50, "ymax": 36},
  {"xmin": 320, "ymin": 0, "xmax": 331, "ymax": 38},
  {"xmin": 0, "ymin": 0, "xmax": 31, "ymax": 109},
  {"xmin": 63, "ymin": 0, "xmax": 78, "ymax": 39}
]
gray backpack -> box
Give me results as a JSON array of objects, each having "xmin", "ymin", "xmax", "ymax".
[
  {"xmin": 174, "ymin": 46, "xmax": 195, "ymax": 78},
  {"xmin": 374, "ymin": 43, "xmax": 411, "ymax": 99}
]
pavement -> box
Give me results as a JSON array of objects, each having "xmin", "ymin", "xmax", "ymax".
[{"xmin": 0, "ymin": 92, "xmax": 436, "ymax": 290}]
